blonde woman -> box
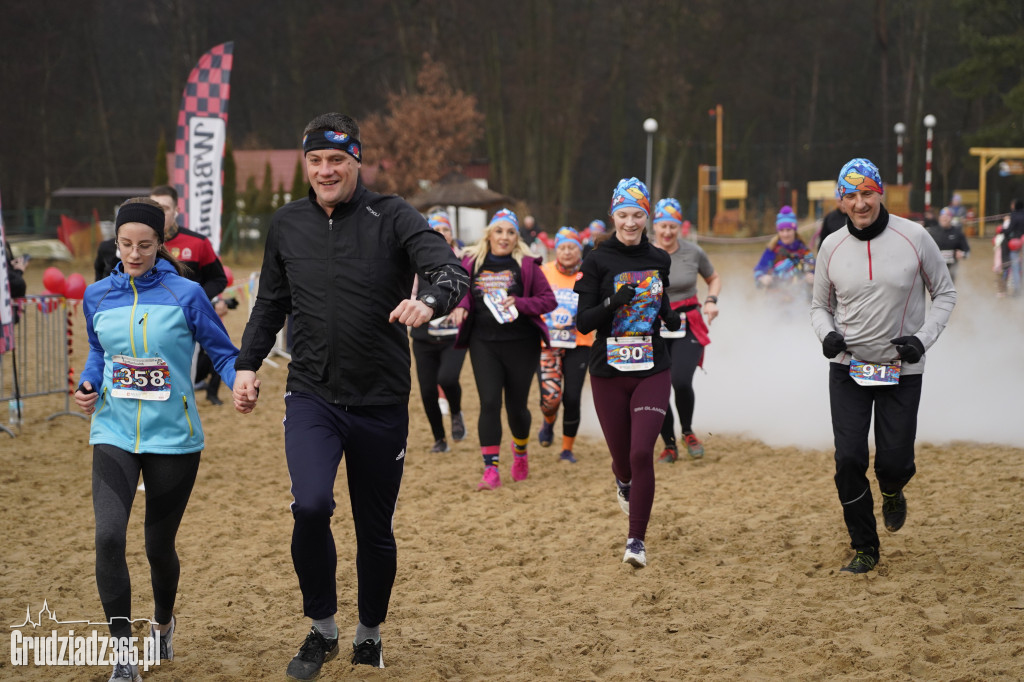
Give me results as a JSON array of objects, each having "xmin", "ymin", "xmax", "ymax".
[{"xmin": 448, "ymin": 209, "xmax": 556, "ymax": 490}]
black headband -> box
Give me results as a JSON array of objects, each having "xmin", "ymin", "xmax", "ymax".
[
  {"xmin": 115, "ymin": 203, "xmax": 165, "ymax": 242},
  {"xmin": 302, "ymin": 129, "xmax": 362, "ymax": 162}
]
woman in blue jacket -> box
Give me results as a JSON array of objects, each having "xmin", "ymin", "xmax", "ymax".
[{"xmin": 74, "ymin": 198, "xmax": 238, "ymax": 682}]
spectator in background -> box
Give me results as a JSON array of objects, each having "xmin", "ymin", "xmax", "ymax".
[
  {"xmin": 926, "ymin": 207, "xmax": 970, "ymax": 283},
  {"xmin": 5, "ymin": 242, "xmax": 27, "ymax": 299},
  {"xmin": 816, "ymin": 199, "xmax": 847, "ymax": 252},
  {"xmin": 94, "ymin": 237, "xmax": 120, "ymax": 281},
  {"xmin": 997, "ymin": 199, "xmax": 1024, "ymax": 296},
  {"xmin": 150, "ymin": 185, "xmax": 230, "ymax": 405}
]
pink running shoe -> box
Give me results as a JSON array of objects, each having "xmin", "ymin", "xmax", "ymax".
[
  {"xmin": 477, "ymin": 465, "xmax": 502, "ymax": 490},
  {"xmin": 511, "ymin": 454, "xmax": 529, "ymax": 481}
]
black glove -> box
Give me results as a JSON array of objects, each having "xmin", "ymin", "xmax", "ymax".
[
  {"xmin": 606, "ymin": 283, "xmax": 637, "ymax": 310},
  {"xmin": 225, "ymin": 297, "xmax": 239, "ymax": 310},
  {"xmin": 890, "ymin": 335, "xmax": 925, "ymax": 363},
  {"xmin": 822, "ymin": 331, "xmax": 847, "ymax": 359},
  {"xmin": 663, "ymin": 307, "xmax": 682, "ymax": 332}
]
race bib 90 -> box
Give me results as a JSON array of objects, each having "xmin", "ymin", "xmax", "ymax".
[
  {"xmin": 849, "ymin": 360, "xmax": 900, "ymax": 387},
  {"xmin": 111, "ymin": 355, "xmax": 172, "ymax": 401},
  {"xmin": 606, "ymin": 336, "xmax": 653, "ymax": 371}
]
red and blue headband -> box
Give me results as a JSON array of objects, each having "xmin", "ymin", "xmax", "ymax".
[
  {"xmin": 837, "ymin": 158, "xmax": 883, "ymax": 198},
  {"xmin": 302, "ymin": 130, "xmax": 362, "ymax": 162},
  {"xmin": 653, "ymin": 198, "xmax": 683, "ymax": 225}
]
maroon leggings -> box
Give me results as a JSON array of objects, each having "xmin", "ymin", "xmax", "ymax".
[{"xmin": 590, "ymin": 370, "xmax": 671, "ymax": 540}]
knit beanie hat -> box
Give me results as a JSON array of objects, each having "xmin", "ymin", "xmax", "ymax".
[{"xmin": 776, "ymin": 205, "xmax": 798, "ymax": 230}]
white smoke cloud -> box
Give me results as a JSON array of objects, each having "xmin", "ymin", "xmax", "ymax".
[{"xmin": 580, "ymin": 247, "xmax": 1024, "ymax": 449}]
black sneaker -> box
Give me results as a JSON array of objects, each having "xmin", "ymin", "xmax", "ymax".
[
  {"xmin": 451, "ymin": 411, "xmax": 467, "ymax": 441},
  {"xmin": 286, "ymin": 627, "xmax": 338, "ymax": 680},
  {"xmin": 351, "ymin": 638, "xmax": 384, "ymax": 668},
  {"xmin": 840, "ymin": 550, "xmax": 879, "ymax": 574},
  {"xmin": 882, "ymin": 490, "xmax": 907, "ymax": 532},
  {"xmin": 429, "ymin": 438, "xmax": 450, "ymax": 453},
  {"xmin": 207, "ymin": 393, "xmax": 223, "ymax": 406}
]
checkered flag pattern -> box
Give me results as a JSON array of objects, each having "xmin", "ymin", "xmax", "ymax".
[{"xmin": 172, "ymin": 42, "xmax": 234, "ymax": 225}]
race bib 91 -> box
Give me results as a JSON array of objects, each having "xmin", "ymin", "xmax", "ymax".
[
  {"xmin": 849, "ymin": 359, "xmax": 900, "ymax": 387},
  {"xmin": 111, "ymin": 355, "xmax": 172, "ymax": 401},
  {"xmin": 606, "ymin": 336, "xmax": 654, "ymax": 371}
]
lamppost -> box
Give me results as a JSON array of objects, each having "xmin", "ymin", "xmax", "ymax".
[
  {"xmin": 893, "ymin": 122, "xmax": 906, "ymax": 185},
  {"xmin": 923, "ymin": 115, "xmax": 937, "ymax": 212},
  {"xmin": 643, "ymin": 118, "xmax": 658, "ymax": 190}
]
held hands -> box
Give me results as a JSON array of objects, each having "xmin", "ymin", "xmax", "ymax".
[
  {"xmin": 607, "ymin": 283, "xmax": 637, "ymax": 310},
  {"xmin": 389, "ymin": 298, "xmax": 434, "ymax": 328},
  {"xmin": 232, "ymin": 370, "xmax": 261, "ymax": 414},
  {"xmin": 890, "ymin": 335, "xmax": 925, "ymax": 364},
  {"xmin": 822, "ymin": 331, "xmax": 847, "ymax": 359},
  {"xmin": 74, "ymin": 381, "xmax": 99, "ymax": 414}
]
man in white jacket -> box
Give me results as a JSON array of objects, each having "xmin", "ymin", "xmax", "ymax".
[{"xmin": 812, "ymin": 157, "xmax": 957, "ymax": 574}]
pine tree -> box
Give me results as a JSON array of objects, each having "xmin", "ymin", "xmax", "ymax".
[
  {"xmin": 152, "ymin": 133, "xmax": 169, "ymax": 186},
  {"xmin": 290, "ymin": 158, "xmax": 305, "ymax": 202}
]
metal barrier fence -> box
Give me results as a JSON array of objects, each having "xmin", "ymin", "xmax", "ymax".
[{"xmin": 1, "ymin": 295, "xmax": 87, "ymax": 437}]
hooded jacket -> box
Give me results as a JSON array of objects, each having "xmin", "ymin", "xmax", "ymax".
[{"xmin": 80, "ymin": 259, "xmax": 238, "ymax": 454}]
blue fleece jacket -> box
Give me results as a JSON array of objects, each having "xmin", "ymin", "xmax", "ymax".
[{"xmin": 80, "ymin": 259, "xmax": 238, "ymax": 454}]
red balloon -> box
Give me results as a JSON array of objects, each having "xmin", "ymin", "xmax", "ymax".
[
  {"xmin": 1010, "ymin": 237, "xmax": 1022, "ymax": 252},
  {"xmin": 65, "ymin": 273, "xmax": 87, "ymax": 300},
  {"xmin": 223, "ymin": 265, "xmax": 234, "ymax": 287},
  {"xmin": 43, "ymin": 267, "xmax": 66, "ymax": 295}
]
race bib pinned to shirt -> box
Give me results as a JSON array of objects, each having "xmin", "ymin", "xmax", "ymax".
[
  {"xmin": 544, "ymin": 288, "xmax": 580, "ymax": 348},
  {"xmin": 607, "ymin": 336, "xmax": 654, "ymax": 371},
  {"xmin": 849, "ymin": 359, "xmax": 901, "ymax": 387},
  {"xmin": 110, "ymin": 355, "xmax": 172, "ymax": 400}
]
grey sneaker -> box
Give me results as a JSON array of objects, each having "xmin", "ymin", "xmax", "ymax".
[
  {"xmin": 351, "ymin": 638, "xmax": 384, "ymax": 668},
  {"xmin": 109, "ymin": 662, "xmax": 141, "ymax": 682},
  {"xmin": 148, "ymin": 615, "xmax": 174, "ymax": 662},
  {"xmin": 286, "ymin": 627, "xmax": 338, "ymax": 680}
]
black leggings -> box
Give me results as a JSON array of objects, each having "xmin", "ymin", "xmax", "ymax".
[
  {"xmin": 92, "ymin": 444, "xmax": 201, "ymax": 640},
  {"xmin": 660, "ymin": 335, "xmax": 704, "ymax": 442},
  {"xmin": 412, "ymin": 338, "xmax": 468, "ymax": 440},
  {"xmin": 469, "ymin": 337, "xmax": 541, "ymax": 447}
]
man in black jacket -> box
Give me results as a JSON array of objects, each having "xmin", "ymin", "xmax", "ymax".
[
  {"xmin": 232, "ymin": 112, "xmax": 469, "ymax": 679},
  {"xmin": 926, "ymin": 207, "xmax": 970, "ymax": 283}
]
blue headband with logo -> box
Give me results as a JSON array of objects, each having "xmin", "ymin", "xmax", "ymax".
[{"xmin": 302, "ymin": 130, "xmax": 362, "ymax": 162}]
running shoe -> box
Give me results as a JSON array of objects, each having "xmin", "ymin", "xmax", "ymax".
[
  {"xmin": 147, "ymin": 615, "xmax": 175, "ymax": 662},
  {"xmin": 207, "ymin": 393, "xmax": 224, "ymax": 406},
  {"xmin": 658, "ymin": 445, "xmax": 679, "ymax": 463},
  {"xmin": 451, "ymin": 411, "xmax": 467, "ymax": 442},
  {"xmin": 559, "ymin": 449, "xmax": 577, "ymax": 463},
  {"xmin": 623, "ymin": 538, "xmax": 647, "ymax": 568},
  {"xmin": 351, "ymin": 638, "xmax": 384, "ymax": 668},
  {"xmin": 615, "ymin": 479, "xmax": 630, "ymax": 515},
  {"xmin": 538, "ymin": 420, "xmax": 554, "ymax": 447},
  {"xmin": 882, "ymin": 490, "xmax": 907, "ymax": 532},
  {"xmin": 478, "ymin": 465, "xmax": 502, "ymax": 490},
  {"xmin": 286, "ymin": 626, "xmax": 339, "ymax": 680},
  {"xmin": 511, "ymin": 453, "xmax": 529, "ymax": 481},
  {"xmin": 429, "ymin": 438, "xmax": 450, "ymax": 453},
  {"xmin": 109, "ymin": 663, "xmax": 141, "ymax": 682},
  {"xmin": 840, "ymin": 550, "xmax": 878, "ymax": 574},
  {"xmin": 683, "ymin": 432, "xmax": 704, "ymax": 459}
]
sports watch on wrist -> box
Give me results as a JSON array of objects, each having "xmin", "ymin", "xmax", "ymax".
[
  {"xmin": 705, "ymin": 295, "xmax": 718, "ymax": 305},
  {"xmin": 418, "ymin": 293, "xmax": 438, "ymax": 310}
]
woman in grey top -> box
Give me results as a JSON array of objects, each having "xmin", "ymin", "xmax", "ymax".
[{"xmin": 650, "ymin": 198, "xmax": 721, "ymax": 461}]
